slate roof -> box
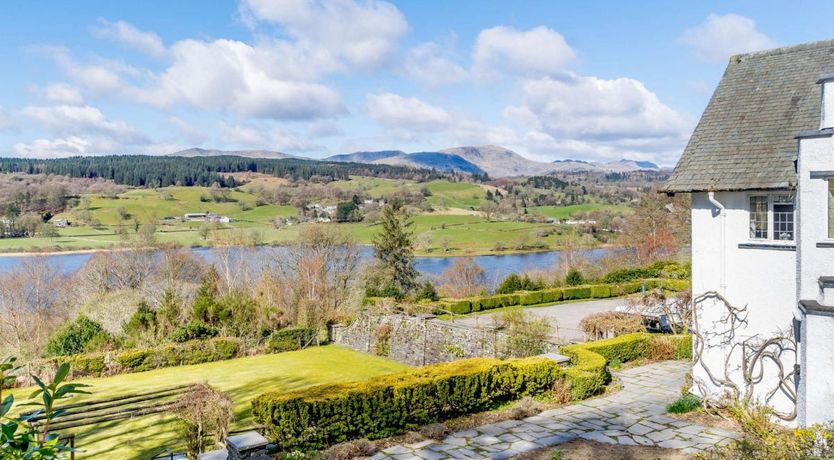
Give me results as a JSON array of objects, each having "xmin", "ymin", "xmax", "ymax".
[{"xmin": 664, "ymin": 39, "xmax": 834, "ymax": 193}]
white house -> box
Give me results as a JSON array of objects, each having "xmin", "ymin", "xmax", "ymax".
[{"xmin": 664, "ymin": 39, "xmax": 834, "ymax": 426}]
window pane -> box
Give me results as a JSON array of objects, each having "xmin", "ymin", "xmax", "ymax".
[
  {"xmin": 773, "ymin": 202, "xmax": 794, "ymax": 241},
  {"xmin": 750, "ymin": 196, "xmax": 768, "ymax": 239},
  {"xmin": 829, "ymin": 182, "xmax": 834, "ymax": 239}
]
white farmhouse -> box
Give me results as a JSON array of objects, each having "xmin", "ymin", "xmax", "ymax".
[{"xmin": 665, "ymin": 39, "xmax": 834, "ymax": 426}]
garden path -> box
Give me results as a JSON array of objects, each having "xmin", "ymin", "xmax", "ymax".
[{"xmin": 372, "ymin": 361, "xmax": 739, "ymax": 460}]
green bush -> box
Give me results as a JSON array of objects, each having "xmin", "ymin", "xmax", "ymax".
[
  {"xmin": 662, "ymin": 279, "xmax": 691, "ymax": 292},
  {"xmin": 46, "ymin": 315, "xmax": 112, "ymax": 356},
  {"xmin": 253, "ymin": 332, "xmax": 694, "ymax": 450},
  {"xmin": 518, "ymin": 291, "xmax": 543, "ymax": 306},
  {"xmin": 169, "ymin": 322, "xmax": 219, "ymax": 343},
  {"xmin": 48, "ymin": 353, "xmax": 106, "ymax": 377},
  {"xmin": 590, "ymin": 285, "xmax": 611, "ymax": 298},
  {"xmin": 442, "ymin": 299, "xmax": 471, "ymax": 315},
  {"xmin": 496, "ymin": 274, "xmax": 544, "ymax": 294},
  {"xmin": 565, "ymin": 268, "xmax": 584, "ymax": 286},
  {"xmin": 266, "ymin": 328, "xmax": 317, "ymax": 353},
  {"xmin": 602, "ymin": 261, "xmax": 690, "ymax": 283},
  {"xmin": 540, "ymin": 288, "xmax": 564, "ymax": 303},
  {"xmin": 563, "ymin": 286, "xmax": 592, "ymax": 300},
  {"xmin": 252, "ymin": 357, "xmax": 564, "ymax": 450}
]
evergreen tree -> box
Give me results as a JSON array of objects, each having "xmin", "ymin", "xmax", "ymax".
[
  {"xmin": 192, "ymin": 269, "xmax": 219, "ymax": 323},
  {"xmin": 373, "ymin": 201, "xmax": 418, "ymax": 294}
]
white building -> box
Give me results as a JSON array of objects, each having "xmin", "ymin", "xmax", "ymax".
[{"xmin": 665, "ymin": 39, "xmax": 834, "ymax": 426}]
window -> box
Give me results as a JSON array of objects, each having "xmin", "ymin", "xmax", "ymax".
[
  {"xmin": 749, "ymin": 196, "xmax": 768, "ymax": 239},
  {"xmin": 748, "ymin": 194, "xmax": 795, "ymax": 241},
  {"xmin": 829, "ymin": 181, "xmax": 834, "ymax": 239},
  {"xmin": 773, "ymin": 195, "xmax": 794, "ymax": 241}
]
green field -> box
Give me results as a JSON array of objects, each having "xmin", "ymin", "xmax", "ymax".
[
  {"xmin": 7, "ymin": 346, "xmax": 406, "ymax": 459},
  {"xmin": 530, "ymin": 204, "xmax": 632, "ymax": 220}
]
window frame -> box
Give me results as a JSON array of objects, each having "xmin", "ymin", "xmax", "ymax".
[
  {"xmin": 828, "ymin": 180, "xmax": 834, "ymax": 240},
  {"xmin": 746, "ymin": 192, "xmax": 795, "ymax": 242}
]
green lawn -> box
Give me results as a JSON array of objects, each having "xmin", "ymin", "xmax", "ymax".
[{"xmin": 8, "ymin": 346, "xmax": 406, "ymax": 459}]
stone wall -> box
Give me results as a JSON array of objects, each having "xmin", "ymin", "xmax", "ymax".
[{"xmin": 330, "ymin": 313, "xmax": 551, "ymax": 366}]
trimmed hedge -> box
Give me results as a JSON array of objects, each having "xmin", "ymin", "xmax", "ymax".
[
  {"xmin": 267, "ymin": 328, "xmax": 318, "ymax": 353},
  {"xmin": 253, "ymin": 332, "xmax": 693, "ymax": 451},
  {"xmin": 434, "ymin": 279, "xmax": 690, "ymax": 316}
]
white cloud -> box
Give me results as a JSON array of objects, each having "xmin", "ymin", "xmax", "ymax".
[
  {"xmin": 93, "ymin": 19, "xmax": 166, "ymax": 57},
  {"xmin": 240, "ymin": 0, "xmax": 407, "ymax": 69},
  {"xmin": 13, "ymin": 136, "xmax": 118, "ymax": 158},
  {"xmin": 505, "ymin": 75, "xmax": 693, "ymax": 163},
  {"xmin": 36, "ymin": 83, "xmax": 84, "ymax": 105},
  {"xmin": 136, "ymin": 38, "xmax": 345, "ymax": 120},
  {"xmin": 473, "ymin": 26, "xmax": 575, "ymax": 77},
  {"xmin": 48, "ymin": 47, "xmax": 143, "ymax": 94},
  {"xmin": 219, "ymin": 121, "xmax": 322, "ymax": 153},
  {"xmin": 404, "ymin": 40, "xmax": 468, "ymax": 86},
  {"xmin": 366, "ymin": 93, "xmax": 454, "ymax": 131},
  {"xmin": 22, "ymin": 104, "xmax": 147, "ymax": 144},
  {"xmin": 167, "ymin": 117, "xmax": 208, "ymax": 145},
  {"xmin": 679, "ymin": 14, "xmax": 776, "ymax": 63}
]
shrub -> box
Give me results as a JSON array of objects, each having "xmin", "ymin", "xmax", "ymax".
[
  {"xmin": 579, "ymin": 312, "xmax": 645, "ymax": 339},
  {"xmin": 565, "ymin": 268, "xmax": 584, "ymax": 286},
  {"xmin": 322, "ymin": 439, "xmax": 377, "ymax": 460},
  {"xmin": 540, "ymin": 288, "xmax": 564, "ymax": 303},
  {"xmin": 46, "ymin": 315, "xmax": 112, "ymax": 356},
  {"xmin": 666, "ymin": 394, "xmax": 700, "ymax": 414},
  {"xmin": 169, "ymin": 322, "xmax": 219, "ymax": 343},
  {"xmin": 519, "ymin": 291, "xmax": 543, "ymax": 306},
  {"xmin": 414, "ymin": 282, "xmax": 439, "ymax": 302},
  {"xmin": 252, "ymin": 357, "xmax": 563, "ymax": 450},
  {"xmin": 418, "ymin": 423, "xmax": 449, "ymax": 441},
  {"xmin": 442, "ymin": 299, "xmax": 471, "ymax": 315},
  {"xmin": 590, "ymin": 285, "xmax": 612, "ymax": 298},
  {"xmin": 48, "ymin": 353, "xmax": 106, "ymax": 377},
  {"xmin": 562, "ymin": 286, "xmax": 591, "ymax": 300},
  {"xmin": 496, "ymin": 274, "xmax": 545, "ymax": 294},
  {"xmin": 507, "ymin": 396, "xmax": 543, "ymax": 420},
  {"xmin": 500, "ymin": 310, "xmax": 552, "ymax": 358},
  {"xmin": 266, "ymin": 328, "xmax": 317, "ymax": 353}
]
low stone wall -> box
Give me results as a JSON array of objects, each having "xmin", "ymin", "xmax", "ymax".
[{"xmin": 330, "ymin": 313, "xmax": 553, "ymax": 366}]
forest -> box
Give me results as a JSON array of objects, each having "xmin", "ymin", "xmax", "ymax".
[{"xmin": 0, "ymin": 155, "xmax": 446, "ymax": 188}]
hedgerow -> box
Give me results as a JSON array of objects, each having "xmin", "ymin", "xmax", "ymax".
[{"xmin": 252, "ymin": 332, "xmax": 693, "ymax": 451}]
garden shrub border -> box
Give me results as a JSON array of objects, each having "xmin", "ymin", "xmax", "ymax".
[
  {"xmin": 34, "ymin": 328, "xmax": 319, "ymax": 381},
  {"xmin": 434, "ymin": 278, "xmax": 690, "ymax": 315},
  {"xmin": 252, "ymin": 332, "xmax": 692, "ymax": 451}
]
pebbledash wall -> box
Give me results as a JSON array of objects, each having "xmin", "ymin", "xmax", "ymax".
[{"xmin": 329, "ymin": 314, "xmax": 548, "ymax": 366}]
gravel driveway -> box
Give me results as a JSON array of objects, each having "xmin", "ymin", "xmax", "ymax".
[{"xmin": 447, "ymin": 298, "xmax": 626, "ymax": 343}]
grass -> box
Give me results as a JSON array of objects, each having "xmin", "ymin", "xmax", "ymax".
[
  {"xmin": 7, "ymin": 346, "xmax": 406, "ymax": 459},
  {"xmin": 666, "ymin": 393, "xmax": 701, "ymax": 414},
  {"xmin": 530, "ymin": 204, "xmax": 631, "ymax": 220}
]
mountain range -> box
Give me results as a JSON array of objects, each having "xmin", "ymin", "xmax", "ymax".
[{"xmin": 169, "ymin": 146, "xmax": 661, "ymax": 177}]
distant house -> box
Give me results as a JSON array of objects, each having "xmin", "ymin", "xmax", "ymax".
[
  {"xmin": 664, "ymin": 39, "xmax": 834, "ymax": 426},
  {"xmin": 184, "ymin": 213, "xmax": 208, "ymax": 221},
  {"xmin": 52, "ymin": 218, "xmax": 68, "ymax": 228}
]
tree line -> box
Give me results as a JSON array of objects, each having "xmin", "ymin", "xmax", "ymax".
[{"xmin": 0, "ymin": 155, "xmax": 446, "ymax": 188}]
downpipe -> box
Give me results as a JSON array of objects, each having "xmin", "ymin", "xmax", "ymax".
[{"xmin": 707, "ymin": 191, "xmax": 727, "ymax": 294}]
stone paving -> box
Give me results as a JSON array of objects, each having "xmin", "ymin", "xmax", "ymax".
[{"xmin": 372, "ymin": 361, "xmax": 739, "ymax": 460}]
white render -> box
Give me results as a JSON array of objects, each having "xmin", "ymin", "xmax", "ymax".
[
  {"xmin": 690, "ymin": 76, "xmax": 834, "ymax": 426},
  {"xmin": 690, "ymin": 191, "xmax": 797, "ymax": 419}
]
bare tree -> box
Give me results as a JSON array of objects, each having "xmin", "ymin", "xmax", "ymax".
[{"xmin": 438, "ymin": 258, "xmax": 486, "ymax": 298}]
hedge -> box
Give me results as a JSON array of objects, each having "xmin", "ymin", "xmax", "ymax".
[
  {"xmin": 267, "ymin": 328, "xmax": 318, "ymax": 353},
  {"xmin": 253, "ymin": 333, "xmax": 693, "ymax": 451},
  {"xmin": 434, "ymin": 279, "xmax": 690, "ymax": 316}
]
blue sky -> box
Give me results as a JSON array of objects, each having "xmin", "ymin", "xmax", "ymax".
[{"xmin": 0, "ymin": 0, "xmax": 831, "ymax": 166}]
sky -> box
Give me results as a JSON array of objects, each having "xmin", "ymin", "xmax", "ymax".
[{"xmin": 0, "ymin": 1, "xmax": 832, "ymax": 166}]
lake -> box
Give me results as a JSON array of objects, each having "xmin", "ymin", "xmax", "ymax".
[{"xmin": 0, "ymin": 246, "xmax": 619, "ymax": 286}]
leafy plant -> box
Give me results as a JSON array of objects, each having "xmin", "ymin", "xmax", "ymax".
[
  {"xmin": 666, "ymin": 393, "xmax": 700, "ymax": 414},
  {"xmin": 1, "ymin": 357, "xmax": 90, "ymax": 459},
  {"xmin": 565, "ymin": 268, "xmax": 584, "ymax": 286},
  {"xmin": 45, "ymin": 316, "xmax": 111, "ymax": 357},
  {"xmin": 168, "ymin": 322, "xmax": 219, "ymax": 343}
]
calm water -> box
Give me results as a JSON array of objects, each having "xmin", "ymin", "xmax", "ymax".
[{"xmin": 0, "ymin": 246, "xmax": 617, "ymax": 286}]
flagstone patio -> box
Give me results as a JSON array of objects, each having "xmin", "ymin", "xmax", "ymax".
[{"xmin": 372, "ymin": 360, "xmax": 739, "ymax": 460}]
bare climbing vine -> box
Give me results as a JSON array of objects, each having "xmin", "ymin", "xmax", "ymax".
[{"xmin": 690, "ymin": 291, "xmax": 797, "ymax": 421}]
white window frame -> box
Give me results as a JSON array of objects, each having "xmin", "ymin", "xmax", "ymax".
[{"xmin": 746, "ymin": 192, "xmax": 795, "ymax": 242}]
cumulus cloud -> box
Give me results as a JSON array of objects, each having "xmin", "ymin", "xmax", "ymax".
[
  {"xmin": 219, "ymin": 121, "xmax": 322, "ymax": 153},
  {"xmin": 473, "ymin": 26, "xmax": 575, "ymax": 77},
  {"xmin": 366, "ymin": 93, "xmax": 454, "ymax": 131},
  {"xmin": 93, "ymin": 19, "xmax": 166, "ymax": 57},
  {"xmin": 135, "ymin": 38, "xmax": 345, "ymax": 120},
  {"xmin": 13, "ymin": 136, "xmax": 120, "ymax": 158},
  {"xmin": 22, "ymin": 104, "xmax": 147, "ymax": 144},
  {"xmin": 679, "ymin": 14, "xmax": 776, "ymax": 63},
  {"xmin": 505, "ymin": 75, "xmax": 694, "ymax": 163},
  {"xmin": 35, "ymin": 83, "xmax": 84, "ymax": 105},
  {"xmin": 240, "ymin": 0, "xmax": 407, "ymax": 69},
  {"xmin": 47, "ymin": 47, "xmax": 144, "ymax": 94},
  {"xmin": 404, "ymin": 40, "xmax": 468, "ymax": 86}
]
